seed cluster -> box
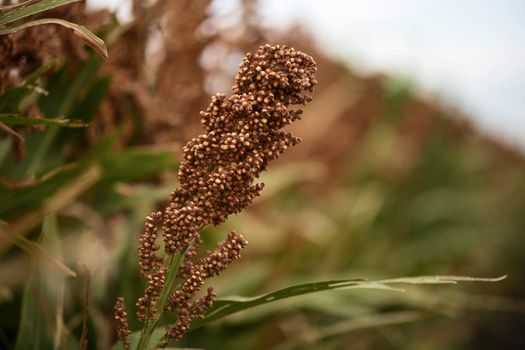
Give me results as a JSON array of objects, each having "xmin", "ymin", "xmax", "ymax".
[
  {"xmin": 163, "ymin": 231, "xmax": 247, "ymax": 343},
  {"xmin": 137, "ymin": 212, "xmax": 164, "ymax": 276},
  {"xmin": 135, "ymin": 266, "xmax": 167, "ymax": 321},
  {"xmin": 163, "ymin": 44, "xmax": 317, "ymax": 254},
  {"xmin": 168, "ymin": 231, "xmax": 248, "ymax": 311},
  {"xmin": 113, "ymin": 297, "xmax": 132, "ymax": 350},
  {"xmin": 114, "ymin": 44, "xmax": 316, "ymax": 348},
  {"xmin": 177, "ymin": 237, "xmax": 203, "ymax": 279},
  {"xmin": 163, "ymin": 287, "xmax": 216, "ymax": 344}
]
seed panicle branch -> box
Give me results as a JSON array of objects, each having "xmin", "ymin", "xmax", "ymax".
[{"xmin": 113, "ymin": 297, "xmax": 132, "ymax": 350}]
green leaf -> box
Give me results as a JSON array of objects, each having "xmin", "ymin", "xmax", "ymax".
[
  {"xmin": 119, "ymin": 274, "xmax": 505, "ymax": 349},
  {"xmin": 0, "ymin": 18, "xmax": 108, "ymax": 59},
  {"xmin": 69, "ymin": 76, "xmax": 111, "ymax": 122},
  {"xmin": 0, "ymin": 1, "xmax": 40, "ymax": 11},
  {"xmin": 191, "ymin": 275, "xmax": 506, "ymax": 329},
  {"xmin": 110, "ymin": 328, "xmax": 165, "ymax": 350},
  {"xmin": 14, "ymin": 214, "xmax": 76, "ymax": 350},
  {"xmin": 14, "ymin": 268, "xmax": 52, "ymax": 350},
  {"xmin": 0, "ymin": 146, "xmax": 176, "ymax": 219},
  {"xmin": 0, "ymin": 165, "xmax": 101, "ymax": 253},
  {"xmin": 0, "ymin": 0, "xmax": 79, "ymax": 26},
  {"xmin": 97, "ymin": 148, "xmax": 178, "ymax": 187},
  {"xmin": 39, "ymin": 55, "xmax": 102, "ymax": 118},
  {"xmin": 23, "ymin": 60, "xmax": 58, "ymax": 86},
  {"xmin": 0, "ymin": 164, "xmax": 84, "ymax": 219},
  {"xmin": 0, "ymin": 61, "xmax": 56, "ymax": 114},
  {"xmin": 21, "ymin": 55, "xmax": 103, "ymax": 177},
  {"xmin": 0, "ymin": 114, "xmax": 88, "ymax": 127},
  {"xmin": 0, "ymin": 61, "xmax": 56, "ymax": 146}
]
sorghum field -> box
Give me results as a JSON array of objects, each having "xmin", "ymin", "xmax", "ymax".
[{"xmin": 1, "ymin": 1, "xmax": 524, "ymax": 349}]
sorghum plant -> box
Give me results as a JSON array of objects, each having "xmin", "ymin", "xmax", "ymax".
[{"xmin": 114, "ymin": 44, "xmax": 317, "ymax": 349}]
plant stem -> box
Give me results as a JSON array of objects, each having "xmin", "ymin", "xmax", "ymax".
[{"xmin": 136, "ymin": 251, "xmax": 184, "ymax": 350}]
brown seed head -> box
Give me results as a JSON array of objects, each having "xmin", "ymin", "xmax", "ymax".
[
  {"xmin": 113, "ymin": 297, "xmax": 132, "ymax": 350},
  {"xmin": 162, "ymin": 44, "xmax": 317, "ymax": 253}
]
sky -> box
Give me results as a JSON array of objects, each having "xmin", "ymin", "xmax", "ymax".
[
  {"xmin": 89, "ymin": 0, "xmax": 525, "ymax": 149},
  {"xmin": 256, "ymin": 0, "xmax": 525, "ymax": 149}
]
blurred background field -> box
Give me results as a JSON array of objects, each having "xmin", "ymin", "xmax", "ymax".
[{"xmin": 1, "ymin": 0, "xmax": 525, "ymax": 349}]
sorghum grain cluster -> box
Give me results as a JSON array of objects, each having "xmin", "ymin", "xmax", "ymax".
[{"xmin": 114, "ymin": 44, "xmax": 317, "ymax": 347}]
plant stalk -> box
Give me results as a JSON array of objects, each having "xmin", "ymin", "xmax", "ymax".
[{"xmin": 136, "ymin": 251, "xmax": 184, "ymax": 350}]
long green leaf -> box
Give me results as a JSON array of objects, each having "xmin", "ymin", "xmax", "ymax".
[
  {"xmin": 0, "ymin": 146, "xmax": 177, "ymax": 224},
  {"xmin": 0, "ymin": 18, "xmax": 108, "ymax": 59},
  {"xmin": 117, "ymin": 275, "xmax": 505, "ymax": 349},
  {"xmin": 14, "ymin": 215, "xmax": 76, "ymax": 350},
  {"xmin": 23, "ymin": 54, "xmax": 103, "ymax": 177},
  {"xmin": 189, "ymin": 275, "xmax": 505, "ymax": 328},
  {"xmin": 0, "ymin": 0, "xmax": 79, "ymax": 26},
  {"xmin": 0, "ymin": 113, "xmax": 87, "ymax": 127},
  {"xmin": 0, "ymin": 165, "xmax": 101, "ymax": 253},
  {"xmin": 14, "ymin": 268, "xmax": 51, "ymax": 350}
]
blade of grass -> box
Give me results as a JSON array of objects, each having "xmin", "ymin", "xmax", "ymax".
[
  {"xmin": 0, "ymin": 61, "xmax": 56, "ymax": 115},
  {"xmin": 25, "ymin": 55, "xmax": 102, "ymax": 176},
  {"xmin": 0, "ymin": 18, "xmax": 108, "ymax": 59},
  {"xmin": 136, "ymin": 252, "xmax": 185, "ymax": 350},
  {"xmin": 0, "ymin": 114, "xmax": 88, "ymax": 127},
  {"xmin": 190, "ymin": 275, "xmax": 506, "ymax": 329},
  {"xmin": 14, "ymin": 214, "xmax": 73, "ymax": 350},
  {"xmin": 0, "ymin": 0, "xmax": 40, "ymax": 11},
  {"xmin": 14, "ymin": 268, "xmax": 52, "ymax": 350},
  {"xmin": 118, "ymin": 275, "xmax": 505, "ymax": 349},
  {"xmin": 0, "ymin": 164, "xmax": 101, "ymax": 253},
  {"xmin": 0, "ymin": 0, "xmax": 80, "ymax": 26}
]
